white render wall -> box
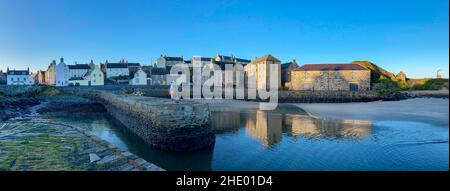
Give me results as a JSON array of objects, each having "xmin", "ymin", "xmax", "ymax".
[
  {"xmin": 56, "ymin": 62, "xmax": 69, "ymax": 87},
  {"xmin": 69, "ymin": 69, "xmax": 90, "ymax": 78},
  {"xmin": 6, "ymin": 74, "xmax": 34, "ymax": 85},
  {"xmin": 130, "ymin": 69, "xmax": 147, "ymax": 85}
]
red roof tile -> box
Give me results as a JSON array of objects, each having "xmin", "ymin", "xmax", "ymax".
[{"xmin": 294, "ymin": 63, "xmax": 368, "ymax": 71}]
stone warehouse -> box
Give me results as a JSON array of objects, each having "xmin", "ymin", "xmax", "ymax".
[{"xmin": 290, "ymin": 63, "xmax": 370, "ymax": 91}]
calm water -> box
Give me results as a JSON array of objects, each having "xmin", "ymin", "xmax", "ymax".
[{"xmin": 49, "ymin": 98, "xmax": 449, "ymax": 171}]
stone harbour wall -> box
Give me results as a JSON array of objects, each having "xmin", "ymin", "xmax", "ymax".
[
  {"xmin": 278, "ymin": 90, "xmax": 395, "ymax": 103},
  {"xmin": 66, "ymin": 89, "xmax": 215, "ymax": 151}
]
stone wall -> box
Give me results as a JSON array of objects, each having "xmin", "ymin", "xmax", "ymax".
[
  {"xmin": 66, "ymin": 89, "xmax": 215, "ymax": 151},
  {"xmin": 278, "ymin": 90, "xmax": 391, "ymax": 103},
  {"xmin": 291, "ymin": 70, "xmax": 370, "ymax": 91},
  {"xmin": 0, "ymin": 85, "xmax": 43, "ymax": 96}
]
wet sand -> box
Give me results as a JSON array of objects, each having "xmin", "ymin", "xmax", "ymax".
[{"xmin": 293, "ymin": 98, "xmax": 449, "ymax": 127}]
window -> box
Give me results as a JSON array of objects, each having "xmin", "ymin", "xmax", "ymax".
[{"xmin": 303, "ymin": 83, "xmax": 313, "ymax": 90}]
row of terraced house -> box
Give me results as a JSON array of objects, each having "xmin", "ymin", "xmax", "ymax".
[{"xmin": 1, "ymin": 54, "xmax": 371, "ymax": 91}]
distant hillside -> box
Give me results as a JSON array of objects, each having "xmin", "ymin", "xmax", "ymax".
[
  {"xmin": 352, "ymin": 61, "xmax": 397, "ymax": 84},
  {"xmin": 352, "ymin": 61, "xmax": 448, "ymax": 92},
  {"xmin": 352, "ymin": 61, "xmax": 409, "ymax": 93}
]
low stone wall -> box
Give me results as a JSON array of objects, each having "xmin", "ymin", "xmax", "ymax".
[
  {"xmin": 61, "ymin": 85, "xmax": 170, "ymax": 98},
  {"xmin": 0, "ymin": 85, "xmax": 43, "ymax": 96},
  {"xmin": 66, "ymin": 89, "xmax": 215, "ymax": 151},
  {"xmin": 402, "ymin": 90, "xmax": 449, "ymax": 98},
  {"xmin": 278, "ymin": 90, "xmax": 397, "ymax": 103}
]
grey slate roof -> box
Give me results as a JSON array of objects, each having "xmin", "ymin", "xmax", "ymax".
[
  {"xmin": 165, "ymin": 57, "xmax": 184, "ymax": 62},
  {"xmin": 213, "ymin": 61, "xmax": 238, "ymax": 70},
  {"xmin": 106, "ymin": 63, "xmax": 128, "ymax": 68},
  {"xmin": 235, "ymin": 58, "xmax": 251, "ymax": 63},
  {"xmin": 68, "ymin": 64, "xmax": 91, "ymax": 70},
  {"xmin": 127, "ymin": 63, "xmax": 141, "ymax": 67},
  {"xmin": 7, "ymin": 70, "xmax": 29, "ymax": 75},
  {"xmin": 201, "ymin": 57, "xmax": 212, "ymax": 62}
]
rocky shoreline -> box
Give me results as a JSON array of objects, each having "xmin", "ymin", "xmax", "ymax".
[{"xmin": 0, "ymin": 97, "xmax": 41, "ymax": 121}]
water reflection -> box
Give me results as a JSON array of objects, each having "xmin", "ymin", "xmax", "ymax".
[
  {"xmin": 211, "ymin": 107, "xmax": 373, "ymax": 147},
  {"xmin": 245, "ymin": 111, "xmax": 283, "ymax": 147}
]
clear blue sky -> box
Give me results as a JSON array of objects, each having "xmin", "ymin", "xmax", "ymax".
[{"xmin": 0, "ymin": 0, "xmax": 448, "ymax": 78}]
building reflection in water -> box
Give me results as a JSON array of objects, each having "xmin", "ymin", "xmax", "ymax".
[
  {"xmin": 209, "ymin": 109, "xmax": 374, "ymax": 147},
  {"xmin": 286, "ymin": 116, "xmax": 372, "ymax": 140},
  {"xmin": 245, "ymin": 111, "xmax": 283, "ymax": 147}
]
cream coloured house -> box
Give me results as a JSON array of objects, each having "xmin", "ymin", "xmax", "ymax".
[
  {"xmin": 244, "ymin": 54, "xmax": 281, "ymax": 90},
  {"xmin": 45, "ymin": 60, "xmax": 57, "ymax": 85}
]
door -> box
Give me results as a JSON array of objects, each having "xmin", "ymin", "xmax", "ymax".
[{"xmin": 349, "ymin": 83, "xmax": 358, "ymax": 91}]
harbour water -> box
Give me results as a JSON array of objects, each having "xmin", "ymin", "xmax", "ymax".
[{"xmin": 48, "ymin": 98, "xmax": 449, "ymax": 171}]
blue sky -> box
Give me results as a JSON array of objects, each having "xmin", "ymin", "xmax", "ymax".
[{"xmin": 0, "ymin": 0, "xmax": 448, "ymax": 78}]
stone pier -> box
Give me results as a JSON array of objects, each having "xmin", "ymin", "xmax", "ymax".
[{"xmin": 66, "ymin": 89, "xmax": 215, "ymax": 151}]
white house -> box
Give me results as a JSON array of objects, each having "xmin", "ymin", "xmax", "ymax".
[
  {"xmin": 129, "ymin": 68, "xmax": 147, "ymax": 85},
  {"xmin": 105, "ymin": 61, "xmax": 129, "ymax": 78},
  {"xmin": 68, "ymin": 63, "xmax": 92, "ymax": 78},
  {"xmin": 6, "ymin": 68, "xmax": 34, "ymax": 85},
  {"xmin": 68, "ymin": 64, "xmax": 104, "ymax": 86},
  {"xmin": 55, "ymin": 58, "xmax": 69, "ymax": 87}
]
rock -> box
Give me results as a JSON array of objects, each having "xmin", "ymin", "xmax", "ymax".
[
  {"xmin": 97, "ymin": 154, "xmax": 119, "ymax": 164},
  {"xmin": 89, "ymin": 153, "xmax": 101, "ymax": 163}
]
